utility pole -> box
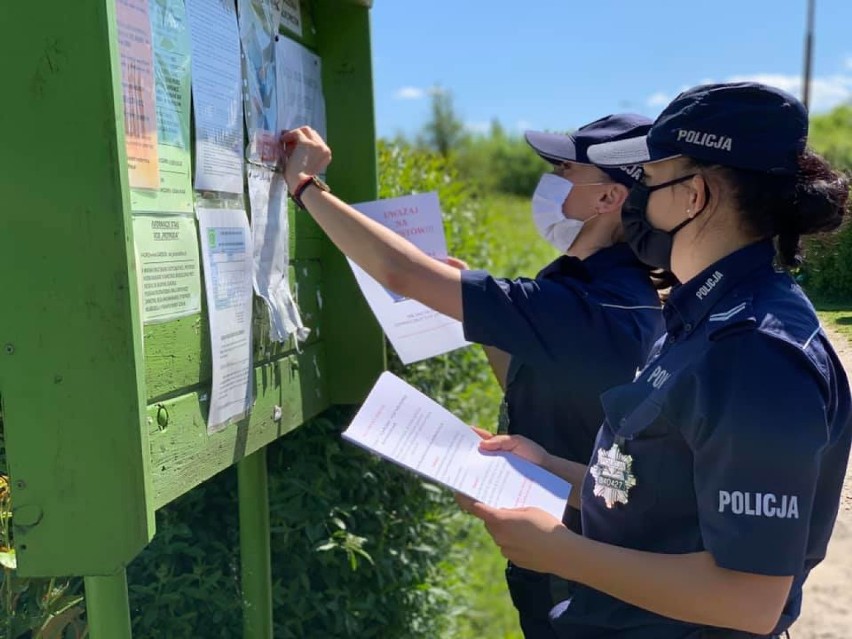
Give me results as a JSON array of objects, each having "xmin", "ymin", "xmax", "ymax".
[{"xmin": 802, "ymin": 0, "xmax": 815, "ymax": 111}]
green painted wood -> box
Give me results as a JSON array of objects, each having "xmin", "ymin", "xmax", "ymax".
[
  {"xmin": 313, "ymin": 0, "xmax": 385, "ymax": 404},
  {"xmin": 144, "ymin": 260, "xmax": 323, "ymax": 402},
  {"xmin": 237, "ymin": 448, "xmax": 274, "ymax": 639},
  {"xmin": 278, "ymin": 0, "xmax": 318, "ymax": 48},
  {"xmin": 84, "ymin": 571, "xmax": 133, "ymax": 639},
  {"xmin": 148, "ymin": 341, "xmax": 328, "ymax": 509},
  {"xmin": 0, "ymin": 0, "xmax": 153, "ymax": 576}
]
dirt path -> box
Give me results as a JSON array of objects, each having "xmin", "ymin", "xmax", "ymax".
[{"xmin": 791, "ymin": 326, "xmax": 852, "ymax": 638}]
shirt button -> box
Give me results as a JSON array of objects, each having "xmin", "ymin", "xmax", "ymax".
[
  {"xmin": 684, "ymin": 323, "xmax": 693, "ymax": 332},
  {"xmin": 620, "ymin": 418, "xmax": 627, "ymax": 426}
]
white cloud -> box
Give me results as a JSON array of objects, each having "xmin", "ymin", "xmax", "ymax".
[
  {"xmin": 393, "ymin": 86, "xmax": 426, "ymax": 100},
  {"xmin": 515, "ymin": 119, "xmax": 534, "ymax": 132},
  {"xmin": 392, "ymin": 85, "xmax": 446, "ymax": 100},
  {"xmin": 646, "ymin": 92, "xmax": 670, "ymax": 108},
  {"xmin": 645, "ymin": 69, "xmax": 852, "ymax": 114},
  {"xmin": 845, "ymin": 55, "xmax": 852, "ymax": 71},
  {"xmin": 727, "ymin": 73, "xmax": 852, "ymax": 112}
]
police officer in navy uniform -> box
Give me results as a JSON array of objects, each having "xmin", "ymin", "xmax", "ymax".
[
  {"xmin": 279, "ymin": 116, "xmax": 664, "ymax": 638},
  {"xmin": 458, "ymin": 82, "xmax": 852, "ymax": 639}
]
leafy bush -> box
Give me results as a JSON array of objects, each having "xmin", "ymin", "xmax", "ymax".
[
  {"xmin": 800, "ymin": 106, "xmax": 852, "ymax": 301},
  {"xmin": 125, "ymin": 409, "xmax": 463, "ymax": 639},
  {"xmin": 453, "ymin": 124, "xmax": 550, "ymax": 198}
]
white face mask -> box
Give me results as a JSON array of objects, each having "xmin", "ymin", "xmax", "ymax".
[{"xmin": 532, "ymin": 173, "xmax": 584, "ymax": 252}]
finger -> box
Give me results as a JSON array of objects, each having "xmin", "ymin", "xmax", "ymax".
[
  {"xmin": 467, "ymin": 500, "xmax": 500, "ymax": 521},
  {"xmin": 302, "ymin": 126, "xmax": 326, "ymax": 147},
  {"xmin": 444, "ymin": 256, "xmax": 469, "ymax": 270},
  {"xmin": 478, "ymin": 434, "xmax": 519, "ymax": 452},
  {"xmin": 280, "ymin": 129, "xmax": 307, "ymax": 145},
  {"xmin": 471, "ymin": 426, "xmax": 493, "ymax": 440},
  {"xmin": 454, "ymin": 492, "xmax": 476, "ymax": 512},
  {"xmin": 455, "ymin": 494, "xmax": 498, "ymax": 521}
]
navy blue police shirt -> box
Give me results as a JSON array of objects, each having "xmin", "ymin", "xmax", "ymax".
[
  {"xmin": 550, "ymin": 240, "xmax": 852, "ymax": 638},
  {"xmin": 461, "ymin": 243, "xmax": 663, "ymax": 468}
]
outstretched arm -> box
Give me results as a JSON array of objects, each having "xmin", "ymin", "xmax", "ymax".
[{"xmin": 281, "ymin": 127, "xmax": 464, "ymax": 320}]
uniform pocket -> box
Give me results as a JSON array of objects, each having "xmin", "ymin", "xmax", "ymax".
[{"xmin": 595, "ymin": 391, "xmax": 669, "ymax": 513}]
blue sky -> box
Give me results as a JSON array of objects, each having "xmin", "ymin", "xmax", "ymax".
[{"xmin": 371, "ymin": 0, "xmax": 852, "ymax": 139}]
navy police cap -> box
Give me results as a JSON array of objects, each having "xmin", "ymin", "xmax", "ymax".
[
  {"xmin": 587, "ymin": 82, "xmax": 808, "ymax": 176},
  {"xmin": 524, "ymin": 113, "xmax": 652, "ymax": 186}
]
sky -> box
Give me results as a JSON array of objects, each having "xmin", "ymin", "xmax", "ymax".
[{"xmin": 371, "ymin": 0, "xmax": 852, "ymax": 139}]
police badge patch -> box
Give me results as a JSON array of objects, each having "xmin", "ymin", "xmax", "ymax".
[{"xmin": 590, "ymin": 443, "xmax": 637, "ymax": 508}]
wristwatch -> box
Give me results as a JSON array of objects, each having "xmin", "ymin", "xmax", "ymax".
[{"xmin": 289, "ymin": 175, "xmax": 331, "ymax": 210}]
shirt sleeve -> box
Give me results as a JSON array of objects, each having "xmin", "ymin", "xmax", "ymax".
[
  {"xmin": 460, "ymin": 269, "xmax": 596, "ymax": 366},
  {"xmin": 682, "ymin": 332, "xmax": 830, "ymax": 576}
]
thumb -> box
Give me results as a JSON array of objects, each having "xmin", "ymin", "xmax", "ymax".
[
  {"xmin": 444, "ymin": 256, "xmax": 470, "ymax": 270},
  {"xmin": 471, "ymin": 426, "xmax": 493, "ymax": 440},
  {"xmin": 478, "ymin": 434, "xmax": 519, "ymax": 452}
]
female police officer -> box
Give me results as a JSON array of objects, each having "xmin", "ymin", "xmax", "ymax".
[
  {"xmin": 279, "ymin": 115, "xmax": 663, "ymax": 638},
  {"xmin": 458, "ymin": 82, "xmax": 852, "ymax": 638}
]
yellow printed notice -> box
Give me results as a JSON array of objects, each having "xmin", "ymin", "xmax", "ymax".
[
  {"xmin": 116, "ymin": 0, "xmax": 160, "ymax": 190},
  {"xmin": 343, "ymin": 372, "xmax": 572, "ymax": 519}
]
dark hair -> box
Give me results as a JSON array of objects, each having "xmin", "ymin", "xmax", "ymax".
[{"xmin": 689, "ymin": 150, "xmax": 850, "ymax": 267}]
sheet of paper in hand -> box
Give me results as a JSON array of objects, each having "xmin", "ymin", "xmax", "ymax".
[{"xmin": 342, "ymin": 372, "xmax": 572, "ymax": 519}]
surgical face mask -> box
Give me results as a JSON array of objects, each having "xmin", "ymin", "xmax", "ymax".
[
  {"xmin": 622, "ymin": 174, "xmax": 701, "ymax": 271},
  {"xmin": 532, "ymin": 174, "xmax": 583, "ymax": 252}
]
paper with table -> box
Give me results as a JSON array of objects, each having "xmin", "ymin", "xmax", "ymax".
[
  {"xmin": 197, "ymin": 207, "xmax": 255, "ymax": 432},
  {"xmin": 348, "ymin": 193, "xmax": 470, "ymax": 364},
  {"xmin": 343, "ymin": 372, "xmax": 572, "ymax": 519}
]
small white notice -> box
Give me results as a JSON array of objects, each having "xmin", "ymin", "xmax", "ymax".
[
  {"xmin": 276, "ymin": 36, "xmax": 326, "ymax": 137},
  {"xmin": 133, "ymin": 215, "xmax": 201, "ymax": 323},
  {"xmin": 343, "ymin": 372, "xmax": 572, "ymax": 519},
  {"xmin": 349, "ymin": 192, "xmax": 469, "ymax": 364},
  {"xmin": 197, "ymin": 207, "xmax": 254, "ymax": 432},
  {"xmin": 279, "ymin": 0, "xmax": 302, "ymax": 36},
  {"xmin": 186, "ymin": 0, "xmax": 244, "ymax": 194}
]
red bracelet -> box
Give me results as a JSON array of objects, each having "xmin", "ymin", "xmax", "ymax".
[{"xmin": 289, "ymin": 175, "xmax": 331, "ymax": 210}]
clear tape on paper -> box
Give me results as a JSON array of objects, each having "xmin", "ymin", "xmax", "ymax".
[{"xmin": 247, "ymin": 165, "xmax": 309, "ymax": 343}]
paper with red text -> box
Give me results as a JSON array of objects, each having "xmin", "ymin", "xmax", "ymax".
[
  {"xmin": 343, "ymin": 372, "xmax": 572, "ymax": 519},
  {"xmin": 347, "ymin": 192, "xmax": 469, "ymax": 363}
]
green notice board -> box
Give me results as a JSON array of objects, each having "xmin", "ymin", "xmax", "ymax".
[{"xmin": 0, "ymin": 0, "xmax": 383, "ymax": 578}]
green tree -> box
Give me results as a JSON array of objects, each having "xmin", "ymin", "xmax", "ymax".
[
  {"xmin": 800, "ymin": 104, "xmax": 852, "ymax": 301},
  {"xmin": 421, "ymin": 87, "xmax": 466, "ymax": 158}
]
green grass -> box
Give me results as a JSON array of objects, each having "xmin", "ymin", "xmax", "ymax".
[
  {"xmin": 814, "ymin": 301, "xmax": 852, "ymax": 344},
  {"xmin": 447, "ymin": 194, "xmax": 556, "ymax": 639}
]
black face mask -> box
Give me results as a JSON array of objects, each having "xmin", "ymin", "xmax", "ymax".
[{"xmin": 622, "ymin": 174, "xmax": 705, "ymax": 271}]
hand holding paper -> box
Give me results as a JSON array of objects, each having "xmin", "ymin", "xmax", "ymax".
[
  {"xmin": 454, "ymin": 494, "xmax": 575, "ymax": 575},
  {"xmin": 343, "ymin": 372, "xmax": 571, "ymax": 520}
]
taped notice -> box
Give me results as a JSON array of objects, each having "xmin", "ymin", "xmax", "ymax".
[{"xmin": 133, "ymin": 215, "xmax": 201, "ymax": 323}]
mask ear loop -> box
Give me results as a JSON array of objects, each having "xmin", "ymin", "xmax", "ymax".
[{"xmin": 668, "ymin": 177, "xmax": 712, "ymax": 236}]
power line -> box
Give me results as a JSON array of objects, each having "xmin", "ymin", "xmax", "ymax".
[{"xmin": 802, "ymin": 0, "xmax": 815, "ymax": 111}]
